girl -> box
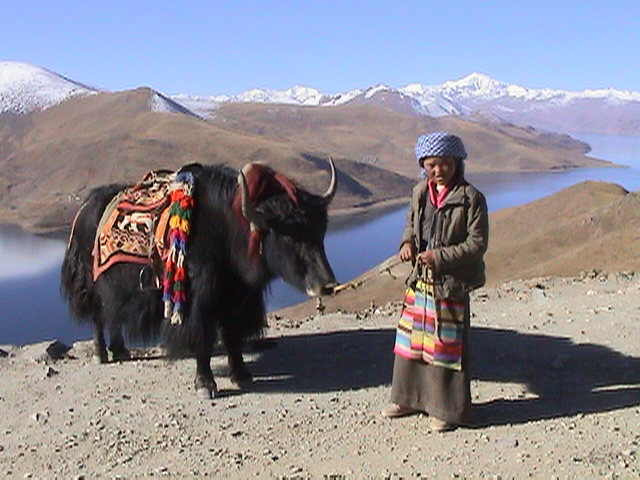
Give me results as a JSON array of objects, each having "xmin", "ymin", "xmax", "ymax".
[{"xmin": 383, "ymin": 132, "xmax": 489, "ymax": 431}]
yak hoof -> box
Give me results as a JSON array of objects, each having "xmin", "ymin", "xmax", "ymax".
[
  {"xmin": 230, "ymin": 368, "xmax": 254, "ymax": 389},
  {"xmin": 196, "ymin": 386, "xmax": 214, "ymax": 400},
  {"xmin": 92, "ymin": 351, "xmax": 109, "ymax": 364},
  {"xmin": 110, "ymin": 347, "xmax": 131, "ymax": 362},
  {"xmin": 195, "ymin": 378, "xmax": 218, "ymax": 400}
]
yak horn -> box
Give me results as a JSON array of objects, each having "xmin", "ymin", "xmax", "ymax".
[
  {"xmin": 322, "ymin": 157, "xmax": 338, "ymax": 203},
  {"xmin": 238, "ymin": 167, "xmax": 266, "ymax": 226}
]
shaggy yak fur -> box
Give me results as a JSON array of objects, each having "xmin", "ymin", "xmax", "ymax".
[{"xmin": 61, "ymin": 161, "xmax": 337, "ymax": 398}]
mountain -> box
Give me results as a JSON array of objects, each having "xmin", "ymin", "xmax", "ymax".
[
  {"xmin": 0, "ymin": 61, "xmax": 98, "ymax": 114},
  {"xmin": 207, "ymin": 102, "xmax": 605, "ymax": 179},
  {"xmin": 3, "ymin": 62, "xmax": 639, "ymax": 135},
  {"xmin": 175, "ymin": 72, "xmax": 640, "ymax": 136},
  {"xmin": 0, "ymin": 62, "xmax": 197, "ymax": 117},
  {"xmin": 0, "ymin": 62, "xmax": 618, "ymax": 234}
]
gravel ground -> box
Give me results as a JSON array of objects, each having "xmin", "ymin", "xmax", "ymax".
[{"xmin": 1, "ymin": 272, "xmax": 639, "ymax": 479}]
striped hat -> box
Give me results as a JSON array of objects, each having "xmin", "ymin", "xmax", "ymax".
[{"xmin": 415, "ymin": 132, "xmax": 467, "ymax": 166}]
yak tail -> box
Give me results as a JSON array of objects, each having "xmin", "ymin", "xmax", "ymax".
[
  {"xmin": 60, "ymin": 184, "xmax": 123, "ymax": 321},
  {"xmin": 60, "ymin": 204, "xmax": 96, "ymax": 320}
]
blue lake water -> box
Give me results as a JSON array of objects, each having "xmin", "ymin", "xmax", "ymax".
[{"xmin": 1, "ymin": 133, "xmax": 639, "ymax": 346}]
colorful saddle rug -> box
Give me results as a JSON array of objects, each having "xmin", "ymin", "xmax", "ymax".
[{"xmin": 92, "ymin": 169, "xmax": 195, "ymax": 324}]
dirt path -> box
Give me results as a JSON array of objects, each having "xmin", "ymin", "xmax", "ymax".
[{"xmin": 1, "ymin": 273, "xmax": 639, "ymax": 478}]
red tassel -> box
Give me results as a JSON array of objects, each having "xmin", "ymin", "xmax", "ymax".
[
  {"xmin": 249, "ymin": 230, "xmax": 262, "ymax": 260},
  {"xmin": 174, "ymin": 267, "xmax": 186, "ymax": 282}
]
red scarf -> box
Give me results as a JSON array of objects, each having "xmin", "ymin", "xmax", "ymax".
[{"xmin": 427, "ymin": 180, "xmax": 451, "ymax": 208}]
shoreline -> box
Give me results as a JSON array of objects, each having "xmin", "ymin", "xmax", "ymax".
[
  {"xmin": 1, "ymin": 196, "xmax": 412, "ymax": 239},
  {"xmin": 328, "ymin": 196, "xmax": 408, "ymax": 229},
  {"xmin": 5, "ymin": 157, "xmax": 637, "ymax": 239}
]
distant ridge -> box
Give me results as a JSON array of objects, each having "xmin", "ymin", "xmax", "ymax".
[
  {"xmin": 177, "ymin": 72, "xmax": 640, "ymax": 110},
  {"xmin": 2, "ymin": 61, "xmax": 640, "ymax": 135},
  {"xmin": 177, "ymin": 72, "xmax": 640, "ymax": 136}
]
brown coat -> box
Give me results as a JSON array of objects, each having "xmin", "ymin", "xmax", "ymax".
[{"xmin": 401, "ymin": 177, "xmax": 489, "ymax": 298}]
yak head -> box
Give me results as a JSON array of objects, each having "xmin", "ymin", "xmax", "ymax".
[{"xmin": 235, "ymin": 159, "xmax": 338, "ymax": 297}]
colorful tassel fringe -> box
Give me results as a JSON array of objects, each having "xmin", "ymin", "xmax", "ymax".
[{"xmin": 163, "ymin": 171, "xmax": 195, "ymax": 324}]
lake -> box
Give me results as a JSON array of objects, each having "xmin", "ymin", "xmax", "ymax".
[{"xmin": 1, "ymin": 133, "xmax": 639, "ymax": 346}]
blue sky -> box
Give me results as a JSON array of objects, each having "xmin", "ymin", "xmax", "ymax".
[{"xmin": 2, "ymin": 0, "xmax": 638, "ymax": 96}]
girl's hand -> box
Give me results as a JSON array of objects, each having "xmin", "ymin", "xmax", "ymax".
[
  {"xmin": 399, "ymin": 242, "xmax": 415, "ymax": 263},
  {"xmin": 417, "ymin": 250, "xmax": 435, "ymax": 267}
]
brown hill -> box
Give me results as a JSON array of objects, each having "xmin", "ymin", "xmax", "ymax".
[
  {"xmin": 0, "ymin": 89, "xmax": 408, "ymax": 232},
  {"xmin": 485, "ymin": 180, "xmax": 639, "ymax": 283},
  {"xmin": 0, "ymin": 88, "xmax": 612, "ymax": 234},
  {"xmin": 276, "ymin": 181, "xmax": 639, "ymax": 318},
  {"xmin": 210, "ymin": 102, "xmax": 608, "ymax": 178}
]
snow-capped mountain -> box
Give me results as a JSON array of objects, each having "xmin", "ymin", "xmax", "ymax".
[
  {"xmin": 2, "ymin": 61, "xmax": 639, "ymax": 135},
  {"xmin": 170, "ymin": 72, "xmax": 640, "ymax": 135},
  {"xmin": 0, "ymin": 61, "xmax": 98, "ymax": 114},
  {"xmin": 174, "ymin": 72, "xmax": 640, "ymax": 113},
  {"xmin": 0, "ymin": 62, "xmax": 194, "ymax": 116}
]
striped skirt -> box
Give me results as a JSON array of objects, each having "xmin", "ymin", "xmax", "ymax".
[{"xmin": 394, "ymin": 279, "xmax": 466, "ymax": 371}]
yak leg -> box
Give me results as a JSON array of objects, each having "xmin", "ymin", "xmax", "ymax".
[
  {"xmin": 195, "ymin": 343, "xmax": 218, "ymax": 399},
  {"xmin": 222, "ymin": 327, "xmax": 253, "ymax": 387},
  {"xmin": 92, "ymin": 318, "xmax": 109, "ymax": 364},
  {"xmin": 108, "ymin": 322, "xmax": 131, "ymax": 362}
]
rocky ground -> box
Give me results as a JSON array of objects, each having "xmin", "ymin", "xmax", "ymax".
[{"xmin": 1, "ymin": 272, "xmax": 638, "ymax": 478}]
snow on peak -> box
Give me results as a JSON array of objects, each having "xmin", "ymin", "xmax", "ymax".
[
  {"xmin": 231, "ymin": 85, "xmax": 326, "ymax": 106},
  {"xmin": 170, "ymin": 71, "xmax": 640, "ymax": 120},
  {"xmin": 364, "ymin": 84, "xmax": 391, "ymax": 99},
  {"xmin": 320, "ymin": 88, "xmax": 363, "ymax": 106},
  {"xmin": 149, "ymin": 90, "xmax": 201, "ymax": 118},
  {"xmin": 285, "ymin": 85, "xmax": 325, "ymax": 104},
  {"xmin": 0, "ymin": 61, "xmax": 97, "ymax": 114},
  {"xmin": 441, "ymin": 72, "xmax": 510, "ymax": 99},
  {"xmin": 171, "ymin": 93, "xmax": 225, "ymax": 117},
  {"xmin": 401, "ymin": 83, "xmax": 431, "ymax": 95}
]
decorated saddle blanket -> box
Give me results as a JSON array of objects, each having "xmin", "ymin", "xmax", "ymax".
[
  {"xmin": 92, "ymin": 169, "xmax": 195, "ymax": 324},
  {"xmin": 93, "ymin": 170, "xmax": 174, "ymax": 281}
]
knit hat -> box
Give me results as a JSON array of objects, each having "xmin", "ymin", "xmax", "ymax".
[{"xmin": 415, "ymin": 132, "xmax": 467, "ymax": 166}]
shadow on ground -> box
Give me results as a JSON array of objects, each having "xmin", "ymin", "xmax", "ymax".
[
  {"xmin": 470, "ymin": 327, "xmax": 640, "ymax": 427},
  {"xmin": 225, "ymin": 326, "xmax": 639, "ymax": 427}
]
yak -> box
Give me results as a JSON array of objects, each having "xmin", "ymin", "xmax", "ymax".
[{"xmin": 61, "ymin": 160, "xmax": 337, "ymax": 398}]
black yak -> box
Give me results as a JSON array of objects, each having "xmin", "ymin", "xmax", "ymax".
[{"xmin": 61, "ymin": 160, "xmax": 337, "ymax": 398}]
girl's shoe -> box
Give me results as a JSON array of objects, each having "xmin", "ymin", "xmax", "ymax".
[
  {"xmin": 429, "ymin": 416, "xmax": 456, "ymax": 432},
  {"xmin": 381, "ymin": 404, "xmax": 420, "ymax": 418}
]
